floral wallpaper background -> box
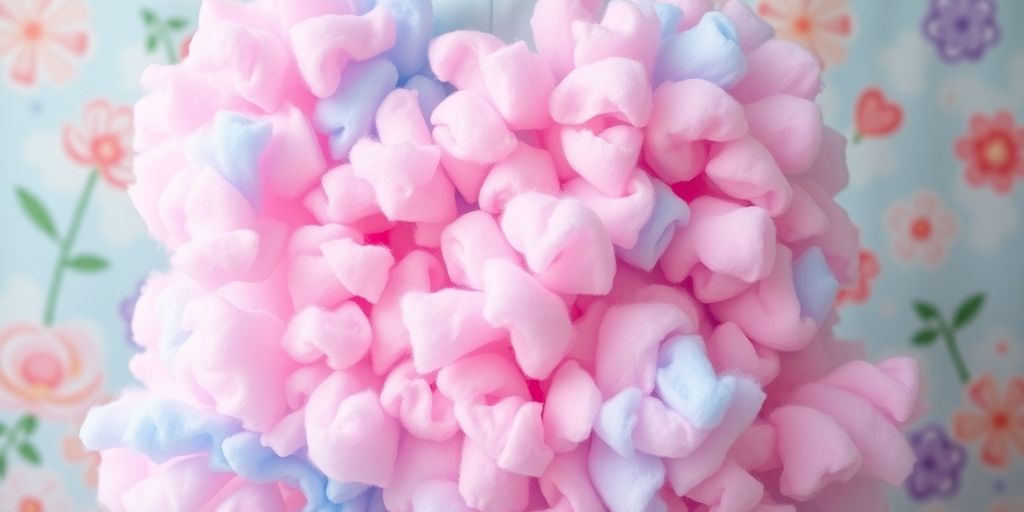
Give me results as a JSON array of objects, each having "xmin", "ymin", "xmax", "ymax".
[{"xmin": 0, "ymin": 0, "xmax": 1021, "ymax": 510}]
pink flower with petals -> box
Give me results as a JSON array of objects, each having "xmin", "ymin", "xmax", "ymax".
[
  {"xmin": 62, "ymin": 99, "xmax": 134, "ymax": 188},
  {"xmin": 757, "ymin": 0, "xmax": 853, "ymax": 67},
  {"xmin": 886, "ymin": 190, "xmax": 958, "ymax": 267},
  {"xmin": 0, "ymin": 0, "xmax": 91, "ymax": 88},
  {"xmin": 0, "ymin": 322, "xmax": 104, "ymax": 420},
  {"xmin": 953, "ymin": 374, "xmax": 1024, "ymax": 470},
  {"xmin": 0, "ymin": 466, "xmax": 74, "ymax": 511}
]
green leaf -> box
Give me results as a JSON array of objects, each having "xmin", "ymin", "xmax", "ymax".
[
  {"xmin": 17, "ymin": 443, "xmax": 40, "ymax": 465},
  {"xmin": 911, "ymin": 328, "xmax": 939, "ymax": 346},
  {"xmin": 0, "ymin": 423, "xmax": 6, "ymax": 437},
  {"xmin": 66, "ymin": 254, "xmax": 109, "ymax": 273},
  {"xmin": 145, "ymin": 34, "xmax": 158, "ymax": 53},
  {"xmin": 15, "ymin": 188, "xmax": 58, "ymax": 241},
  {"xmin": 913, "ymin": 301, "xmax": 941, "ymax": 321},
  {"xmin": 141, "ymin": 8, "xmax": 157, "ymax": 25},
  {"xmin": 15, "ymin": 415, "xmax": 37, "ymax": 435},
  {"xmin": 953, "ymin": 293, "xmax": 986, "ymax": 329},
  {"xmin": 166, "ymin": 17, "xmax": 189, "ymax": 30},
  {"xmin": 0, "ymin": 455, "xmax": 6, "ymax": 479}
]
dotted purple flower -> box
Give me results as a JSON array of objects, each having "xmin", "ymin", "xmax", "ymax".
[
  {"xmin": 923, "ymin": 0, "xmax": 1001, "ymax": 63},
  {"xmin": 906, "ymin": 424, "xmax": 968, "ymax": 501}
]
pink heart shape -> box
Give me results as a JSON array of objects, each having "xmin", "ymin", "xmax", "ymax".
[{"xmin": 855, "ymin": 88, "xmax": 903, "ymax": 138}]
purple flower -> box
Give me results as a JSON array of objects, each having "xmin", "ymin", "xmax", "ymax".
[
  {"xmin": 905, "ymin": 424, "xmax": 967, "ymax": 501},
  {"xmin": 923, "ymin": 0, "xmax": 1001, "ymax": 63}
]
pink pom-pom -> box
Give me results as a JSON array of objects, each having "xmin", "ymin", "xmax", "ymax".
[{"xmin": 87, "ymin": 2, "xmax": 920, "ymax": 511}]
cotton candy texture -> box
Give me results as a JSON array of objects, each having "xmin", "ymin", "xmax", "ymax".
[{"xmin": 84, "ymin": 0, "xmax": 921, "ymax": 511}]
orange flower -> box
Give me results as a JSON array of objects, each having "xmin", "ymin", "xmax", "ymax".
[
  {"xmin": 62, "ymin": 99, "xmax": 134, "ymax": 188},
  {"xmin": 836, "ymin": 248, "xmax": 879, "ymax": 306},
  {"xmin": 886, "ymin": 191, "xmax": 958, "ymax": 267},
  {"xmin": 955, "ymin": 111, "xmax": 1024, "ymax": 194},
  {"xmin": 0, "ymin": 322, "xmax": 104, "ymax": 420},
  {"xmin": 0, "ymin": 0, "xmax": 91, "ymax": 88},
  {"xmin": 757, "ymin": 0, "xmax": 853, "ymax": 67},
  {"xmin": 952, "ymin": 374, "xmax": 1024, "ymax": 469}
]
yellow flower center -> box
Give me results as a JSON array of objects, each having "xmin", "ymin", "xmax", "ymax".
[{"xmin": 982, "ymin": 136, "xmax": 1011, "ymax": 170}]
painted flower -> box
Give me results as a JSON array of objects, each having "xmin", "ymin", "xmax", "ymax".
[
  {"xmin": 63, "ymin": 433, "xmax": 100, "ymax": 487},
  {"xmin": 62, "ymin": 98, "xmax": 134, "ymax": 188},
  {"xmin": 905, "ymin": 424, "xmax": 968, "ymax": 501},
  {"xmin": 0, "ymin": 322, "xmax": 104, "ymax": 420},
  {"xmin": 923, "ymin": 0, "xmax": 1000, "ymax": 63},
  {"xmin": 756, "ymin": 0, "xmax": 853, "ymax": 67},
  {"xmin": 955, "ymin": 111, "xmax": 1024, "ymax": 194},
  {"xmin": 837, "ymin": 248, "xmax": 879, "ymax": 306},
  {"xmin": 886, "ymin": 190, "xmax": 959, "ymax": 267},
  {"xmin": 0, "ymin": 0, "xmax": 90, "ymax": 88},
  {"xmin": 952, "ymin": 374, "xmax": 1024, "ymax": 469},
  {"xmin": 0, "ymin": 466, "xmax": 74, "ymax": 511}
]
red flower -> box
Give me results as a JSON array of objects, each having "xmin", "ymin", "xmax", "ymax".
[
  {"xmin": 62, "ymin": 99, "xmax": 134, "ymax": 188},
  {"xmin": 956, "ymin": 111, "xmax": 1024, "ymax": 194},
  {"xmin": 952, "ymin": 374, "xmax": 1024, "ymax": 469},
  {"xmin": 855, "ymin": 88, "xmax": 903, "ymax": 140},
  {"xmin": 836, "ymin": 248, "xmax": 879, "ymax": 306}
]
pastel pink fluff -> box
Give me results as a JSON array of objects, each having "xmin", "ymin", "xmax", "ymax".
[{"xmin": 109, "ymin": 0, "xmax": 918, "ymax": 511}]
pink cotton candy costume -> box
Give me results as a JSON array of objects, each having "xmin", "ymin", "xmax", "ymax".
[{"xmin": 81, "ymin": 0, "xmax": 921, "ymax": 510}]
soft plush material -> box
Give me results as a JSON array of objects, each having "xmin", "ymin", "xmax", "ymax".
[{"xmin": 82, "ymin": 0, "xmax": 921, "ymax": 511}]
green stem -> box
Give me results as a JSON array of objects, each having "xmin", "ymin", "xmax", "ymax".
[
  {"xmin": 936, "ymin": 316, "xmax": 971, "ymax": 384},
  {"xmin": 160, "ymin": 28, "xmax": 178, "ymax": 64},
  {"xmin": 852, "ymin": 132, "xmax": 863, "ymax": 144},
  {"xmin": 43, "ymin": 171, "xmax": 99, "ymax": 326}
]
